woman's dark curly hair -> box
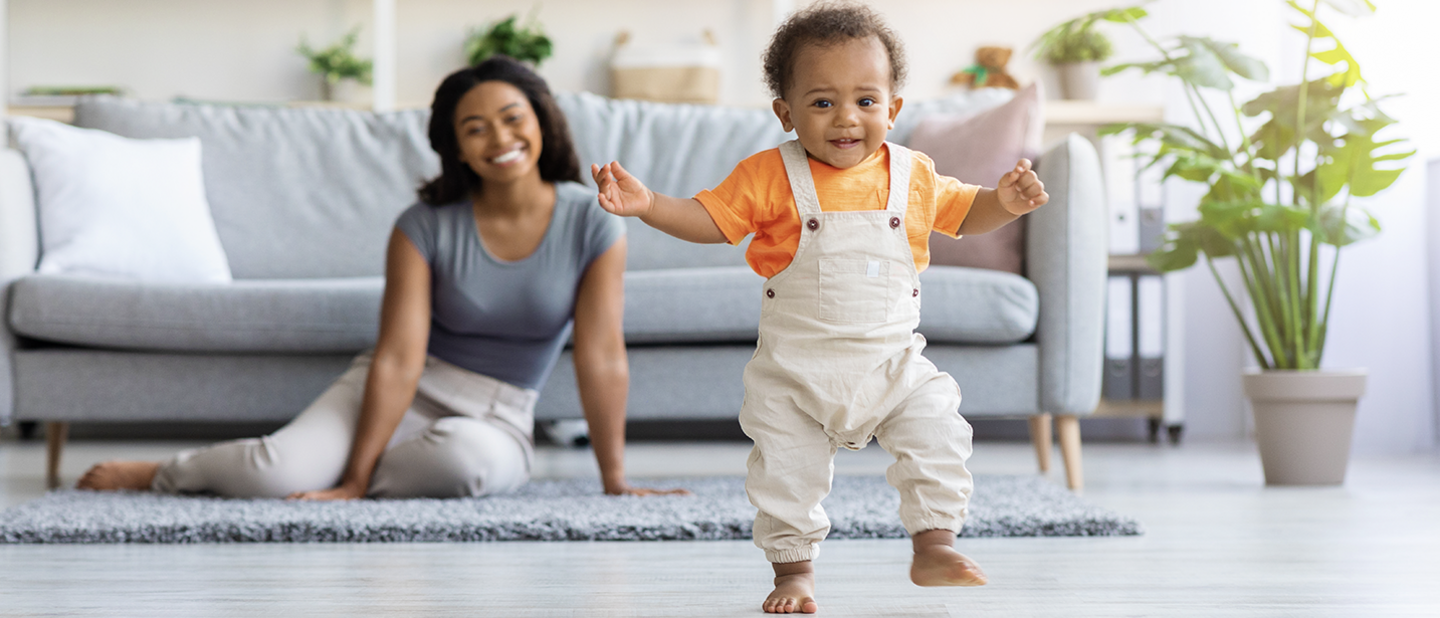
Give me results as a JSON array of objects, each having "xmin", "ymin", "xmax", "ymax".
[
  {"xmin": 762, "ymin": 2, "xmax": 907, "ymax": 100},
  {"xmin": 417, "ymin": 56, "xmax": 581, "ymax": 205}
]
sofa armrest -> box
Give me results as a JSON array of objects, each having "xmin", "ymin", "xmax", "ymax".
[
  {"xmin": 0, "ymin": 148, "xmax": 39, "ymax": 424},
  {"xmin": 1028, "ymin": 134, "xmax": 1107, "ymax": 416}
]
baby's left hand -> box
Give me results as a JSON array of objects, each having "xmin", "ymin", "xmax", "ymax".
[{"xmin": 996, "ymin": 159, "xmax": 1047, "ymax": 215}]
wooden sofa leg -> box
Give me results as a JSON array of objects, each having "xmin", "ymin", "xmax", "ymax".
[
  {"xmin": 1027, "ymin": 413, "xmax": 1053, "ymax": 473},
  {"xmin": 46, "ymin": 422, "xmax": 69, "ymax": 490},
  {"xmin": 1056, "ymin": 415, "xmax": 1084, "ymax": 493}
]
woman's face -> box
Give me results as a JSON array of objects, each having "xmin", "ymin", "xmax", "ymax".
[{"xmin": 453, "ymin": 80, "xmax": 545, "ymax": 186}]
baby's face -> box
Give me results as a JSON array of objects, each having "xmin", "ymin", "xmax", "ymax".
[{"xmin": 773, "ymin": 36, "xmax": 901, "ymax": 169}]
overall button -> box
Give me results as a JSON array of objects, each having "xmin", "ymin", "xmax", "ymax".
[
  {"xmin": 766, "ymin": 289, "xmax": 775, "ymax": 298},
  {"xmin": 806, "ymin": 218, "xmax": 820, "ymax": 231},
  {"xmin": 912, "ymin": 288, "xmax": 920, "ymax": 297},
  {"xmin": 889, "ymin": 216, "xmax": 901, "ymax": 229}
]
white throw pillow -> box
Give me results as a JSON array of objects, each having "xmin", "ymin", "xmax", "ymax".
[{"xmin": 9, "ymin": 117, "xmax": 232, "ymax": 283}]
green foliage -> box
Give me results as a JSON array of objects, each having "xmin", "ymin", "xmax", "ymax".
[
  {"xmin": 1042, "ymin": 26, "xmax": 1115, "ymax": 64},
  {"xmin": 1032, "ymin": 7, "xmax": 1144, "ymax": 64},
  {"xmin": 297, "ymin": 27, "xmax": 373, "ymax": 85},
  {"xmin": 466, "ymin": 14, "xmax": 553, "ymax": 67},
  {"xmin": 1094, "ymin": 1, "xmax": 1410, "ymax": 369}
]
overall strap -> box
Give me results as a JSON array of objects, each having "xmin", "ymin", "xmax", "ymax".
[
  {"xmin": 778, "ymin": 140, "xmax": 823, "ymax": 216},
  {"xmin": 884, "ymin": 142, "xmax": 913, "ymax": 216}
]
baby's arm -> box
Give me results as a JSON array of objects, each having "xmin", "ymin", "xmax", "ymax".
[
  {"xmin": 591, "ymin": 161, "xmax": 728, "ymax": 244},
  {"xmin": 957, "ymin": 159, "xmax": 1048, "ymax": 236}
]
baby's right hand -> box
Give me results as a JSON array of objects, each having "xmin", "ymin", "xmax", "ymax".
[{"xmin": 591, "ymin": 161, "xmax": 654, "ymax": 218}]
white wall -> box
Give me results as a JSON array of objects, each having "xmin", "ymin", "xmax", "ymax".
[
  {"xmin": 6, "ymin": 0, "xmax": 1435, "ymax": 451},
  {"xmin": 11, "ymin": 0, "xmax": 1143, "ymax": 108},
  {"xmin": 1316, "ymin": 0, "xmax": 1437, "ymax": 454}
]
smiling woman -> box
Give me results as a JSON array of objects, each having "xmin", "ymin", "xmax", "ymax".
[{"xmin": 76, "ymin": 57, "xmax": 688, "ymax": 501}]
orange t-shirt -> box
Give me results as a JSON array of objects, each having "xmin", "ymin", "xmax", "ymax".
[{"xmin": 695, "ymin": 144, "xmax": 979, "ymax": 278}]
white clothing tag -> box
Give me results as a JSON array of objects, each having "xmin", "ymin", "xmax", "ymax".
[{"xmin": 867, "ymin": 260, "xmax": 881, "ymax": 278}]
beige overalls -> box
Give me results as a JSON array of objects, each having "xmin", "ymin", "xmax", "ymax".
[{"xmin": 739, "ymin": 140, "xmax": 976, "ymax": 564}]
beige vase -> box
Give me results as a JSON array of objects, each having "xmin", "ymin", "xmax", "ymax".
[
  {"xmin": 1057, "ymin": 61, "xmax": 1100, "ymax": 100},
  {"xmin": 1243, "ymin": 369, "xmax": 1367, "ymax": 486}
]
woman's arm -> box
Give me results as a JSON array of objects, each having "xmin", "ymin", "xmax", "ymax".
[
  {"xmin": 591, "ymin": 161, "xmax": 728, "ymax": 244},
  {"xmin": 289, "ymin": 229, "xmax": 432, "ymax": 500},
  {"xmin": 571, "ymin": 237, "xmax": 689, "ymax": 496}
]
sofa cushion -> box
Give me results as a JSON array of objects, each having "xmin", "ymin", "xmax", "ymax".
[
  {"xmin": 623, "ymin": 267, "xmax": 766, "ymax": 344},
  {"xmin": 917, "ymin": 266, "xmax": 1039, "ymax": 344},
  {"xmin": 73, "ymin": 98, "xmax": 437, "ymax": 280},
  {"xmin": 7, "ymin": 274, "xmax": 382, "ymax": 353},
  {"xmin": 622, "ymin": 265, "xmax": 1037, "ymax": 346},
  {"xmin": 910, "ymin": 84, "xmax": 1044, "ymax": 276}
]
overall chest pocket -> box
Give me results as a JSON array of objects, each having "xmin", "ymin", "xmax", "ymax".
[{"xmin": 818, "ymin": 257, "xmax": 895, "ymax": 324}]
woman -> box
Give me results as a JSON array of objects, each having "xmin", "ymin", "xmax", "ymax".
[{"xmin": 78, "ymin": 57, "xmax": 682, "ymax": 499}]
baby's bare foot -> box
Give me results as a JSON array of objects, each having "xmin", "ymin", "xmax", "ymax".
[
  {"xmin": 764, "ymin": 560, "xmax": 818, "ymax": 614},
  {"xmin": 764, "ymin": 572, "xmax": 817, "ymax": 614},
  {"xmin": 76, "ymin": 461, "xmax": 161, "ymax": 491},
  {"xmin": 911, "ymin": 544, "xmax": 988, "ymax": 587},
  {"xmin": 910, "ymin": 529, "xmax": 988, "ymax": 587}
]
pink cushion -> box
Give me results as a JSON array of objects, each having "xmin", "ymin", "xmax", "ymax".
[{"xmin": 910, "ymin": 83, "xmax": 1044, "ymax": 276}]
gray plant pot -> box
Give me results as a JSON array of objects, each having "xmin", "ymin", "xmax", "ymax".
[
  {"xmin": 1057, "ymin": 61, "xmax": 1100, "ymax": 100},
  {"xmin": 1243, "ymin": 369, "xmax": 1366, "ymax": 486}
]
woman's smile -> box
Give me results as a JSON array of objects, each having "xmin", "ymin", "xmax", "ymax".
[{"xmin": 488, "ymin": 145, "xmax": 527, "ymax": 166}]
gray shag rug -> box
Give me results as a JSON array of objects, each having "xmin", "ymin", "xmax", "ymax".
[{"xmin": 0, "ymin": 474, "xmax": 1139, "ymax": 544}]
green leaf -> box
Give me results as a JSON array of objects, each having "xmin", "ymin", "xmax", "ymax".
[
  {"xmin": 1318, "ymin": 0, "xmax": 1376, "ymax": 17},
  {"xmin": 1109, "ymin": 122, "xmax": 1229, "ymax": 159},
  {"xmin": 1172, "ymin": 38, "xmax": 1233, "ymax": 90},
  {"xmin": 1311, "ymin": 205, "xmax": 1380, "ymax": 246},
  {"xmin": 1316, "ymin": 117, "xmax": 1413, "ymax": 198},
  {"xmin": 1243, "ymin": 79, "xmax": 1345, "ymax": 160},
  {"xmin": 1147, "ymin": 228, "xmax": 1200, "ymax": 272},
  {"xmin": 467, "ymin": 14, "xmax": 553, "ymax": 66},
  {"xmin": 1178, "ymin": 36, "xmax": 1269, "ymax": 82},
  {"xmin": 1099, "ymin": 6, "xmax": 1150, "ymax": 23}
]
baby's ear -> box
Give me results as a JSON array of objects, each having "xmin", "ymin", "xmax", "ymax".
[
  {"xmin": 772, "ymin": 98, "xmax": 795, "ymax": 133},
  {"xmin": 887, "ymin": 96, "xmax": 904, "ymax": 130}
]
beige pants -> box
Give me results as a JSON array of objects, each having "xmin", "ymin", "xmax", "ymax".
[{"xmin": 151, "ymin": 352, "xmax": 536, "ymax": 498}]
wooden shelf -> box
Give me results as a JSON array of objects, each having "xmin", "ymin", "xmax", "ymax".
[
  {"xmin": 8, "ymin": 105, "xmax": 73, "ymax": 123},
  {"xmin": 1094, "ymin": 398, "xmax": 1163, "ymax": 419},
  {"xmin": 1044, "ymin": 100, "xmax": 1164, "ymax": 126}
]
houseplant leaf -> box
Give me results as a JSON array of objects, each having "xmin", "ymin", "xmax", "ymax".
[
  {"xmin": 1178, "ymin": 36, "xmax": 1270, "ymax": 82},
  {"xmin": 1311, "ymin": 204, "xmax": 1380, "ymax": 246}
]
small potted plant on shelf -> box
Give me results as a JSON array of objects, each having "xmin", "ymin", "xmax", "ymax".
[
  {"xmin": 1031, "ymin": 7, "xmax": 1139, "ymax": 99},
  {"xmin": 297, "ymin": 26, "xmax": 373, "ymax": 103},
  {"xmin": 1098, "ymin": 0, "xmax": 1411, "ymax": 485},
  {"xmin": 465, "ymin": 13, "xmax": 553, "ymax": 67}
]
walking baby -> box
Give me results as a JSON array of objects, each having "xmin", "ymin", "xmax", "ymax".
[{"xmin": 592, "ymin": 3, "xmax": 1047, "ymax": 613}]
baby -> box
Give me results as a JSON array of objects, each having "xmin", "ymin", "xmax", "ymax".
[{"xmin": 592, "ymin": 3, "xmax": 1046, "ymax": 614}]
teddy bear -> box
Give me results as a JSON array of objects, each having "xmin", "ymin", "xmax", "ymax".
[{"xmin": 951, "ymin": 46, "xmax": 1021, "ymax": 90}]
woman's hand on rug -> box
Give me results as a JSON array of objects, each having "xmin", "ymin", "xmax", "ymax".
[
  {"xmin": 287, "ymin": 484, "xmax": 366, "ymax": 501},
  {"xmin": 603, "ymin": 481, "xmax": 692, "ymax": 497}
]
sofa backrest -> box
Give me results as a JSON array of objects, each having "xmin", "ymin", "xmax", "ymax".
[
  {"xmin": 555, "ymin": 90, "xmax": 1017, "ymax": 271},
  {"xmin": 72, "ymin": 89, "xmax": 1017, "ymax": 278},
  {"xmin": 74, "ymin": 98, "xmax": 436, "ymax": 280}
]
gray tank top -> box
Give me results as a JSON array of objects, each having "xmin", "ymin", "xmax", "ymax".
[{"xmin": 395, "ymin": 181, "xmax": 625, "ymax": 390}]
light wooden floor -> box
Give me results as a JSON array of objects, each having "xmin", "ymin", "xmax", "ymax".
[{"xmin": 1, "ymin": 435, "xmax": 1438, "ymax": 617}]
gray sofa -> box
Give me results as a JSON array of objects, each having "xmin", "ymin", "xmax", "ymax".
[{"xmin": 0, "ymin": 91, "xmax": 1105, "ymax": 490}]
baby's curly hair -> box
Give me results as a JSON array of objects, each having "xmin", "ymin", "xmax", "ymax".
[{"xmin": 762, "ymin": 2, "xmax": 907, "ymax": 100}]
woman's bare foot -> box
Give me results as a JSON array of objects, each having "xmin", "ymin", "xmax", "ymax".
[
  {"xmin": 764, "ymin": 560, "xmax": 818, "ymax": 614},
  {"xmin": 76, "ymin": 461, "xmax": 161, "ymax": 491},
  {"xmin": 910, "ymin": 529, "xmax": 988, "ymax": 587}
]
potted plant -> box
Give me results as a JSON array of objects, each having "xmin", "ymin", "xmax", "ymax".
[
  {"xmin": 465, "ymin": 13, "xmax": 553, "ymax": 67},
  {"xmin": 1031, "ymin": 7, "xmax": 1138, "ymax": 99},
  {"xmin": 297, "ymin": 26, "xmax": 373, "ymax": 103},
  {"xmin": 1098, "ymin": 0, "xmax": 1411, "ymax": 485}
]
